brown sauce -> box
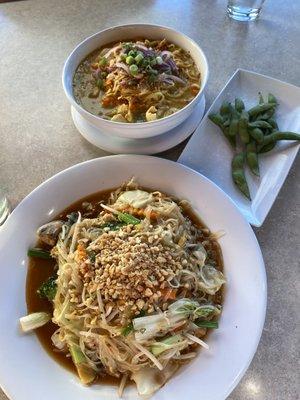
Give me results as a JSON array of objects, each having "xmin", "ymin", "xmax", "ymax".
[{"xmin": 26, "ymin": 188, "xmax": 224, "ymax": 386}]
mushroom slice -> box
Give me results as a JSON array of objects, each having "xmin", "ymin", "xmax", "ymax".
[{"xmin": 37, "ymin": 220, "xmax": 64, "ymax": 246}]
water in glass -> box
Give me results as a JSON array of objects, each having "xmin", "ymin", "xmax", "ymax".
[{"xmin": 227, "ymin": 0, "xmax": 266, "ymax": 21}]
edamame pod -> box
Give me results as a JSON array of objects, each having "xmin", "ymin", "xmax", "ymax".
[
  {"xmin": 220, "ymin": 101, "xmax": 231, "ymax": 116},
  {"xmin": 238, "ymin": 111, "xmax": 250, "ymax": 144},
  {"xmin": 258, "ymin": 141, "xmax": 277, "ymax": 153},
  {"xmin": 229, "ymin": 110, "xmax": 239, "ymax": 137},
  {"xmin": 248, "ymin": 103, "xmax": 274, "ymax": 118},
  {"xmin": 235, "ymin": 98, "xmax": 245, "ymax": 113},
  {"xmin": 248, "ymin": 120, "xmax": 273, "ymax": 129},
  {"xmin": 261, "ymin": 131, "xmax": 300, "ymax": 146},
  {"xmin": 232, "ymin": 152, "xmax": 251, "ymax": 200},
  {"xmin": 268, "ymin": 93, "xmax": 277, "ymax": 104},
  {"xmin": 249, "ymin": 128, "xmax": 264, "ymax": 144},
  {"xmin": 246, "ymin": 142, "xmax": 260, "ymax": 176},
  {"xmin": 258, "ymin": 92, "xmax": 264, "ymax": 104},
  {"xmin": 268, "ymin": 118, "xmax": 279, "ymax": 130}
]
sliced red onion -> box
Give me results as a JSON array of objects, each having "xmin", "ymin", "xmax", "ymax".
[
  {"xmin": 116, "ymin": 62, "xmax": 130, "ymax": 74},
  {"xmin": 160, "ymin": 50, "xmax": 172, "ymax": 60},
  {"xmin": 166, "ymin": 58, "xmax": 179, "ymax": 74},
  {"xmin": 168, "ymin": 74, "xmax": 186, "ymax": 85},
  {"xmin": 134, "ymin": 43, "xmax": 148, "ymax": 51}
]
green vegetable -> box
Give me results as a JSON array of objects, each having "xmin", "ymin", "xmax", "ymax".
[
  {"xmin": 101, "ymin": 221, "xmax": 126, "ymax": 231},
  {"xmin": 231, "ymin": 152, "xmax": 251, "ymax": 200},
  {"xmin": 268, "ymin": 93, "xmax": 277, "ymax": 104},
  {"xmin": 96, "ymin": 79, "xmax": 103, "ymax": 89},
  {"xmin": 37, "ymin": 276, "xmax": 57, "ymax": 301},
  {"xmin": 195, "ymin": 320, "xmax": 219, "ymax": 329},
  {"xmin": 249, "ymin": 127, "xmax": 264, "ymax": 144},
  {"xmin": 260, "ymin": 131, "xmax": 300, "ymax": 146},
  {"xmin": 268, "ymin": 118, "xmax": 279, "ymax": 130},
  {"xmin": 248, "ymin": 120, "xmax": 273, "ymax": 129},
  {"xmin": 27, "ymin": 248, "xmax": 52, "ymax": 259},
  {"xmin": 151, "ymin": 335, "xmax": 183, "ymax": 356},
  {"xmin": 117, "ymin": 212, "xmax": 140, "ymax": 225},
  {"xmin": 135, "ymin": 53, "xmax": 144, "ymax": 64},
  {"xmin": 248, "ymin": 103, "xmax": 274, "ymax": 118},
  {"xmin": 20, "ymin": 312, "xmax": 51, "ymax": 332},
  {"xmin": 98, "ymin": 57, "xmax": 107, "ymax": 67},
  {"xmin": 156, "ymin": 56, "xmax": 163, "ymax": 65},
  {"xmin": 219, "ymin": 101, "xmax": 231, "ymax": 117},
  {"xmin": 126, "ymin": 55, "xmax": 135, "ymax": 65},
  {"xmin": 67, "ymin": 212, "xmax": 79, "ymax": 225},
  {"xmin": 122, "ymin": 323, "xmax": 133, "ymax": 336},
  {"xmin": 246, "ymin": 141, "xmax": 260, "ymax": 177},
  {"xmin": 120, "ymin": 53, "xmax": 127, "ymax": 61},
  {"xmin": 128, "ymin": 49, "xmax": 136, "ymax": 57},
  {"xmin": 235, "ymin": 98, "xmax": 245, "ymax": 113},
  {"xmin": 258, "ymin": 141, "xmax": 277, "ymax": 153},
  {"xmin": 208, "ymin": 113, "xmax": 236, "ymax": 148},
  {"xmin": 229, "ymin": 110, "xmax": 239, "ymax": 138},
  {"xmin": 256, "ymin": 108, "xmax": 275, "ymax": 120},
  {"xmin": 129, "ymin": 64, "xmax": 139, "ymax": 76},
  {"xmin": 150, "ymin": 57, "xmax": 157, "ymax": 66},
  {"xmin": 238, "ymin": 111, "xmax": 250, "ymax": 144},
  {"xmin": 69, "ymin": 343, "xmax": 96, "ymax": 385}
]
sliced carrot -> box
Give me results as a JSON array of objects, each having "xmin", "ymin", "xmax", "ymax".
[
  {"xmin": 77, "ymin": 242, "xmax": 87, "ymax": 262},
  {"xmin": 161, "ymin": 288, "xmax": 177, "ymax": 300}
]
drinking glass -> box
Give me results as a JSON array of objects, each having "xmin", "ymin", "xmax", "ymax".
[
  {"xmin": 227, "ymin": 0, "xmax": 266, "ymax": 21},
  {"xmin": 0, "ymin": 189, "xmax": 10, "ymax": 225}
]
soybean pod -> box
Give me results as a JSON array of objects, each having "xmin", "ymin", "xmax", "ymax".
[
  {"xmin": 248, "ymin": 120, "xmax": 273, "ymax": 130},
  {"xmin": 249, "ymin": 128, "xmax": 264, "ymax": 144},
  {"xmin": 248, "ymin": 103, "xmax": 275, "ymax": 118},
  {"xmin": 246, "ymin": 142, "xmax": 260, "ymax": 176},
  {"xmin": 261, "ymin": 131, "xmax": 300, "ymax": 146},
  {"xmin": 231, "ymin": 152, "xmax": 251, "ymax": 200},
  {"xmin": 258, "ymin": 141, "xmax": 277, "ymax": 153},
  {"xmin": 235, "ymin": 98, "xmax": 245, "ymax": 113},
  {"xmin": 268, "ymin": 93, "xmax": 278, "ymax": 105},
  {"xmin": 229, "ymin": 109, "xmax": 239, "ymax": 138},
  {"xmin": 238, "ymin": 111, "xmax": 250, "ymax": 144}
]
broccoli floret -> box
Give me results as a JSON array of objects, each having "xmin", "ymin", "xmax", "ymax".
[{"xmin": 37, "ymin": 276, "xmax": 57, "ymax": 301}]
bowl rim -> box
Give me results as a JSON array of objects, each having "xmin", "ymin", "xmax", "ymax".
[{"xmin": 62, "ymin": 23, "xmax": 209, "ymax": 127}]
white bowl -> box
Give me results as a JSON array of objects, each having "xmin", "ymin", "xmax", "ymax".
[
  {"xmin": 62, "ymin": 24, "xmax": 209, "ymax": 139},
  {"xmin": 0, "ymin": 155, "xmax": 266, "ymax": 400}
]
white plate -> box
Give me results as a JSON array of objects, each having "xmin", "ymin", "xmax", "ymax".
[
  {"xmin": 179, "ymin": 69, "xmax": 300, "ymax": 226},
  {"xmin": 71, "ymin": 95, "xmax": 205, "ymax": 154},
  {"xmin": 0, "ymin": 155, "xmax": 266, "ymax": 400}
]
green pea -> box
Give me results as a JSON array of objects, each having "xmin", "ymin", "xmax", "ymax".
[
  {"xmin": 126, "ymin": 56, "xmax": 135, "ymax": 65},
  {"xmin": 246, "ymin": 141, "xmax": 260, "ymax": 177},
  {"xmin": 232, "ymin": 152, "xmax": 251, "ymax": 200}
]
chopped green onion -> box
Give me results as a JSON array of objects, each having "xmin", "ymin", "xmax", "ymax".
[
  {"xmin": 195, "ymin": 320, "xmax": 219, "ymax": 329},
  {"xmin": 20, "ymin": 312, "xmax": 51, "ymax": 332},
  {"xmin": 69, "ymin": 343, "xmax": 96, "ymax": 384},
  {"xmin": 156, "ymin": 56, "xmax": 163, "ymax": 65},
  {"xmin": 150, "ymin": 57, "xmax": 157, "ymax": 66},
  {"xmin": 27, "ymin": 248, "xmax": 52, "ymax": 259},
  {"xmin": 135, "ymin": 53, "xmax": 144, "ymax": 64},
  {"xmin": 126, "ymin": 55, "xmax": 135, "ymax": 65},
  {"xmin": 129, "ymin": 64, "xmax": 139, "ymax": 76},
  {"xmin": 98, "ymin": 57, "xmax": 107, "ymax": 67},
  {"xmin": 96, "ymin": 79, "xmax": 103, "ymax": 89},
  {"xmin": 122, "ymin": 323, "xmax": 133, "ymax": 336},
  {"xmin": 151, "ymin": 334, "xmax": 183, "ymax": 356},
  {"xmin": 128, "ymin": 49, "xmax": 136, "ymax": 57},
  {"xmin": 117, "ymin": 212, "xmax": 140, "ymax": 225},
  {"xmin": 120, "ymin": 53, "xmax": 127, "ymax": 61}
]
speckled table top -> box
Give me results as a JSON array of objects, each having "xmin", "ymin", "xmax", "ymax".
[{"xmin": 0, "ymin": 0, "xmax": 299, "ymax": 399}]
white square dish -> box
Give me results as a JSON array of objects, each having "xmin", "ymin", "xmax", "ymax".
[{"xmin": 179, "ymin": 69, "xmax": 300, "ymax": 227}]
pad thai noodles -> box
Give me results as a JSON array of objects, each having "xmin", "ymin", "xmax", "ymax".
[
  {"xmin": 22, "ymin": 179, "xmax": 225, "ymax": 397},
  {"xmin": 73, "ymin": 38, "xmax": 201, "ymax": 122}
]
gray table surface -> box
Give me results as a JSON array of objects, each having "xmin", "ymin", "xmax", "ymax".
[{"xmin": 0, "ymin": 0, "xmax": 299, "ymax": 399}]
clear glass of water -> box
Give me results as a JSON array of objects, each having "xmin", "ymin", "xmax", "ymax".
[
  {"xmin": 227, "ymin": 0, "xmax": 266, "ymax": 21},
  {"xmin": 0, "ymin": 189, "xmax": 10, "ymax": 225}
]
